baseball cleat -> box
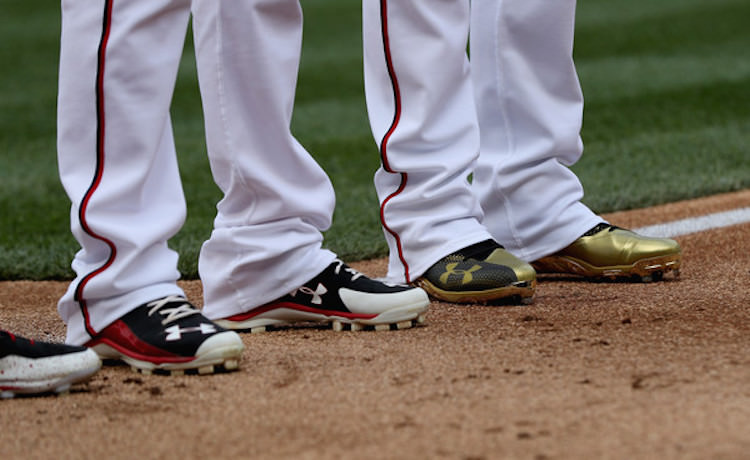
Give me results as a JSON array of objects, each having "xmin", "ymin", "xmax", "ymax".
[
  {"xmin": 215, "ymin": 259, "xmax": 429, "ymax": 332},
  {"xmin": 1, "ymin": 330, "xmax": 101, "ymax": 398},
  {"xmin": 85, "ymin": 296, "xmax": 244, "ymax": 375},
  {"xmin": 416, "ymin": 240, "xmax": 536, "ymax": 304},
  {"xmin": 532, "ymin": 223, "xmax": 681, "ymax": 282}
]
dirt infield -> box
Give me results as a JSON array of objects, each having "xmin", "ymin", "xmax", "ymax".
[{"xmin": 1, "ymin": 191, "xmax": 749, "ymax": 459}]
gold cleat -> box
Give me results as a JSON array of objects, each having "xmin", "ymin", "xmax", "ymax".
[
  {"xmin": 532, "ymin": 223, "xmax": 681, "ymax": 282},
  {"xmin": 416, "ymin": 240, "xmax": 536, "ymax": 304}
]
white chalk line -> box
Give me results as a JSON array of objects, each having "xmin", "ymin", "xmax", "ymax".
[{"xmin": 633, "ymin": 207, "xmax": 750, "ymax": 238}]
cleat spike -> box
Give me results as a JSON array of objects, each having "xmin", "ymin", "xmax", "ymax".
[
  {"xmin": 224, "ymin": 359, "xmax": 239, "ymax": 371},
  {"xmin": 197, "ymin": 365, "xmax": 215, "ymax": 375},
  {"xmin": 374, "ymin": 324, "xmax": 391, "ymax": 332},
  {"xmin": 396, "ymin": 321, "xmax": 413, "ymax": 330},
  {"xmin": 416, "ymin": 314, "xmax": 426, "ymax": 324},
  {"xmin": 350, "ymin": 322, "xmax": 363, "ymax": 332},
  {"xmin": 56, "ymin": 385, "xmax": 72, "ymax": 395},
  {"xmin": 170, "ymin": 370, "xmax": 185, "ymax": 377},
  {"xmin": 250, "ymin": 326, "xmax": 267, "ymax": 334},
  {"xmin": 140, "ymin": 368, "xmax": 153, "ymax": 376},
  {"xmin": 332, "ymin": 320, "xmax": 344, "ymax": 332}
]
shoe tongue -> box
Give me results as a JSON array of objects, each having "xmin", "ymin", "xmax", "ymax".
[
  {"xmin": 582, "ymin": 223, "xmax": 616, "ymax": 237},
  {"xmin": 461, "ymin": 239, "xmax": 503, "ymax": 260}
]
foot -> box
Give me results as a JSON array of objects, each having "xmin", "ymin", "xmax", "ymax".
[
  {"xmin": 416, "ymin": 240, "xmax": 536, "ymax": 304},
  {"xmin": 532, "ymin": 223, "xmax": 681, "ymax": 282},
  {"xmin": 215, "ymin": 259, "xmax": 429, "ymax": 332},
  {"xmin": 85, "ymin": 296, "xmax": 244, "ymax": 375},
  {"xmin": 1, "ymin": 330, "xmax": 101, "ymax": 398}
]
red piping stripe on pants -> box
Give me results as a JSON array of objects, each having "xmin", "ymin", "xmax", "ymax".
[
  {"xmin": 378, "ymin": 0, "xmax": 411, "ymax": 283},
  {"xmin": 73, "ymin": 0, "xmax": 118, "ymax": 338}
]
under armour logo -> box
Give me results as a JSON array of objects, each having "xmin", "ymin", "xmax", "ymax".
[
  {"xmin": 291, "ymin": 283, "xmax": 327, "ymax": 305},
  {"xmin": 440, "ymin": 262, "xmax": 482, "ymax": 285},
  {"xmin": 164, "ymin": 323, "xmax": 217, "ymax": 341}
]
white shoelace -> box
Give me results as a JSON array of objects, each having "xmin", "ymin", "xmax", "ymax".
[
  {"xmin": 147, "ymin": 295, "xmax": 200, "ymax": 325},
  {"xmin": 333, "ymin": 259, "xmax": 363, "ymax": 281}
]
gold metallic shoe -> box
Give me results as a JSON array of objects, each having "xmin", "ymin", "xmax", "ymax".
[
  {"xmin": 532, "ymin": 223, "xmax": 681, "ymax": 282},
  {"xmin": 416, "ymin": 240, "xmax": 536, "ymax": 304}
]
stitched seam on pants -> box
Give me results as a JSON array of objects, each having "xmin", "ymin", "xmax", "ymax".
[{"xmin": 489, "ymin": 1, "xmax": 528, "ymax": 259}]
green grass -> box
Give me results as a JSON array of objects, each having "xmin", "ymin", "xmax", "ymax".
[
  {"xmin": 1, "ymin": 0, "xmax": 749, "ymax": 280},
  {"xmin": 572, "ymin": 0, "xmax": 750, "ymax": 210}
]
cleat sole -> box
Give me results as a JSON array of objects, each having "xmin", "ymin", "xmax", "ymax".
[
  {"xmin": 218, "ymin": 301, "xmax": 428, "ymax": 333},
  {"xmin": 417, "ymin": 278, "xmax": 535, "ymax": 305},
  {"xmin": 533, "ymin": 253, "xmax": 681, "ymax": 282},
  {"xmin": 328, "ymin": 316, "xmax": 425, "ymax": 333},
  {"xmin": 91, "ymin": 333, "xmax": 244, "ymax": 376}
]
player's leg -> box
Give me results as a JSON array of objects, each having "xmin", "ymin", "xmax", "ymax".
[
  {"xmin": 362, "ymin": 0, "xmax": 535, "ymax": 303},
  {"xmin": 1, "ymin": 330, "xmax": 101, "ymax": 399},
  {"xmin": 56, "ymin": 0, "xmax": 243, "ymax": 373},
  {"xmin": 469, "ymin": 0, "xmax": 679, "ymax": 280},
  {"xmin": 470, "ymin": 0, "xmax": 598, "ymax": 262},
  {"xmin": 191, "ymin": 0, "xmax": 428, "ymax": 329}
]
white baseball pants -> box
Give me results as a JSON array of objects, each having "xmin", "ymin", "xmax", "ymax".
[
  {"xmin": 364, "ymin": 0, "xmax": 602, "ymax": 284},
  {"xmin": 57, "ymin": 0, "xmax": 335, "ymax": 345}
]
